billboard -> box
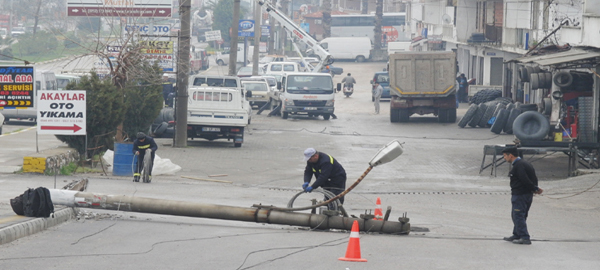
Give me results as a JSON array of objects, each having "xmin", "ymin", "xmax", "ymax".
[
  {"xmin": 0, "ymin": 66, "xmax": 35, "ymax": 108},
  {"xmin": 67, "ymin": 0, "xmax": 172, "ymax": 18}
]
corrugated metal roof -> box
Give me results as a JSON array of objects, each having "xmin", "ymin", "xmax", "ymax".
[{"xmin": 509, "ymin": 47, "xmax": 600, "ymax": 66}]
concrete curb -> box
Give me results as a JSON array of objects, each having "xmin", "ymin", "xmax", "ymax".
[{"xmin": 0, "ymin": 207, "xmax": 75, "ymax": 245}]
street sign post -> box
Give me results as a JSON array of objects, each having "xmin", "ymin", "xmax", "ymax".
[
  {"xmin": 238, "ymin": 20, "xmax": 255, "ymax": 37},
  {"xmin": 37, "ymin": 91, "xmax": 87, "ymax": 135},
  {"xmin": 0, "ymin": 66, "xmax": 34, "ymax": 109},
  {"xmin": 67, "ymin": 0, "xmax": 172, "ymax": 17}
]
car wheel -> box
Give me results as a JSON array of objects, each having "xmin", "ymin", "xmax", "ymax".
[
  {"xmin": 323, "ymin": 114, "xmax": 331, "ymax": 120},
  {"xmin": 217, "ymin": 59, "xmax": 225, "ymax": 66},
  {"xmin": 356, "ymin": 56, "xmax": 366, "ymax": 62},
  {"xmin": 234, "ymin": 142, "xmax": 242, "ymax": 147},
  {"xmin": 282, "ymin": 112, "xmax": 289, "ymax": 119}
]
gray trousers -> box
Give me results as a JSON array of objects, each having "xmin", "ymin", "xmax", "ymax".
[{"xmin": 374, "ymin": 96, "xmax": 381, "ymax": 114}]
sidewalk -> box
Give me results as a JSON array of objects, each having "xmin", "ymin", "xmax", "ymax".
[{"xmin": 0, "ymin": 128, "xmax": 77, "ymax": 244}]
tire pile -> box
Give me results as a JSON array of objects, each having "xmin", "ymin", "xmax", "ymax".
[
  {"xmin": 470, "ymin": 89, "xmax": 502, "ymax": 105},
  {"xmin": 458, "ymin": 99, "xmax": 549, "ymax": 139}
]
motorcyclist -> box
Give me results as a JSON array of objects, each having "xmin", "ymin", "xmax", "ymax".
[{"xmin": 341, "ymin": 73, "xmax": 356, "ymax": 89}]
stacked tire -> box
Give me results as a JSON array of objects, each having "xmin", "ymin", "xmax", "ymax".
[
  {"xmin": 458, "ymin": 98, "xmax": 514, "ymax": 129},
  {"xmin": 470, "ymin": 89, "xmax": 502, "ymax": 105}
]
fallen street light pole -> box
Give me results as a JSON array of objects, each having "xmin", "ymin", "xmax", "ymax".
[{"xmin": 48, "ymin": 189, "xmax": 410, "ymax": 235}]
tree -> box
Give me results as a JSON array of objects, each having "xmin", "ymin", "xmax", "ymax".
[
  {"xmin": 16, "ymin": 31, "xmax": 58, "ymax": 55},
  {"xmin": 121, "ymin": 62, "xmax": 164, "ymax": 139}
]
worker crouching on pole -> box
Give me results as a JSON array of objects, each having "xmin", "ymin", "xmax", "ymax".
[{"xmin": 302, "ymin": 148, "xmax": 347, "ymax": 204}]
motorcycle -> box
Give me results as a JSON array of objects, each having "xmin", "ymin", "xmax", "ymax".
[{"xmin": 343, "ymin": 85, "xmax": 354, "ymax": 97}]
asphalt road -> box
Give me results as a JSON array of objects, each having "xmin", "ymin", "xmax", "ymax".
[{"xmin": 0, "ymin": 60, "xmax": 599, "ymax": 269}]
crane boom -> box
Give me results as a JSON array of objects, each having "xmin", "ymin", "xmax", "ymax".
[{"xmin": 257, "ymin": 0, "xmax": 333, "ymax": 72}]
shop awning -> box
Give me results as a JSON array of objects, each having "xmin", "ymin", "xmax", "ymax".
[{"xmin": 508, "ymin": 46, "xmax": 600, "ymax": 68}]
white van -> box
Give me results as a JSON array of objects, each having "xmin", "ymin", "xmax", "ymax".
[
  {"xmin": 319, "ymin": 37, "xmax": 372, "ymax": 62},
  {"xmin": 265, "ymin": 62, "xmax": 300, "ymax": 75},
  {"xmin": 0, "ymin": 69, "xmax": 57, "ymax": 122}
]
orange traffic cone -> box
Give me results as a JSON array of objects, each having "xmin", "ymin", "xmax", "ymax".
[
  {"xmin": 374, "ymin": 197, "xmax": 383, "ymax": 220},
  {"xmin": 339, "ymin": 220, "xmax": 368, "ymax": 262}
]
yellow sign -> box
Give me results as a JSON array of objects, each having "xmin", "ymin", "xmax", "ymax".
[{"xmin": 140, "ymin": 41, "xmax": 173, "ymax": 54}]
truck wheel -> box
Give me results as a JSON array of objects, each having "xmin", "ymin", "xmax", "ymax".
[
  {"xmin": 356, "ymin": 55, "xmax": 366, "ymax": 62},
  {"xmin": 399, "ymin": 109, "xmax": 410, "ymax": 122},
  {"xmin": 282, "ymin": 112, "xmax": 289, "ymax": 119},
  {"xmin": 490, "ymin": 109, "xmax": 509, "ymax": 134},
  {"xmin": 390, "ymin": 109, "xmax": 399, "ymax": 122},
  {"xmin": 438, "ymin": 109, "xmax": 448, "ymax": 123},
  {"xmin": 447, "ymin": 108, "xmax": 457, "ymax": 123},
  {"xmin": 458, "ymin": 104, "xmax": 478, "ymax": 128},
  {"xmin": 323, "ymin": 114, "xmax": 331, "ymax": 120}
]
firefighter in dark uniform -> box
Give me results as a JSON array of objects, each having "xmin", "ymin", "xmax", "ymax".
[
  {"xmin": 302, "ymin": 148, "xmax": 347, "ymax": 204},
  {"xmin": 132, "ymin": 132, "xmax": 158, "ymax": 182}
]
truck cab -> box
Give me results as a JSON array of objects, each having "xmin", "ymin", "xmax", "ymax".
[{"xmin": 278, "ymin": 72, "xmax": 338, "ymax": 120}]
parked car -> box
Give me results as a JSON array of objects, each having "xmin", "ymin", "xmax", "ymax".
[
  {"xmin": 11, "ymin": 27, "xmax": 26, "ymax": 38},
  {"xmin": 242, "ymin": 80, "xmax": 270, "ymax": 108},
  {"xmin": 370, "ymin": 71, "xmax": 391, "ymax": 101}
]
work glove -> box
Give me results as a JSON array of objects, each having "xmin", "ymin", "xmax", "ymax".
[
  {"xmin": 305, "ymin": 186, "xmax": 313, "ymax": 193},
  {"xmin": 135, "ymin": 151, "xmax": 139, "ymax": 156},
  {"xmin": 302, "ymin": 182, "xmax": 309, "ymax": 190}
]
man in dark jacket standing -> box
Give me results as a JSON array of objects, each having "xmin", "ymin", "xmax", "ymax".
[
  {"xmin": 302, "ymin": 148, "xmax": 347, "ymax": 204},
  {"xmin": 502, "ymin": 147, "xmax": 544, "ymax": 245},
  {"xmin": 133, "ymin": 132, "xmax": 158, "ymax": 182}
]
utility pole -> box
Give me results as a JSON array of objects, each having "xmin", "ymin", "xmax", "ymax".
[
  {"xmin": 174, "ymin": 0, "xmax": 192, "ymax": 147},
  {"xmin": 228, "ymin": 0, "xmax": 241, "ymax": 75},
  {"xmin": 252, "ymin": 2, "xmax": 261, "ymax": 75},
  {"xmin": 322, "ymin": 0, "xmax": 331, "ymax": 39}
]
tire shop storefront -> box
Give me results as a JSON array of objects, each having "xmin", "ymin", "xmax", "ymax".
[{"xmin": 485, "ymin": 46, "xmax": 600, "ymax": 177}]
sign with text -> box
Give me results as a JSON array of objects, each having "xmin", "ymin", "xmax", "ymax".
[
  {"xmin": 204, "ymin": 30, "xmax": 221, "ymax": 41},
  {"xmin": 0, "ymin": 66, "xmax": 34, "ymax": 108},
  {"xmin": 124, "ymin": 24, "xmax": 171, "ymax": 35},
  {"xmin": 261, "ymin": 25, "xmax": 270, "ymax": 36},
  {"xmin": 67, "ymin": 0, "xmax": 172, "ymax": 18},
  {"xmin": 145, "ymin": 54, "xmax": 175, "ymax": 72},
  {"xmin": 139, "ymin": 40, "xmax": 173, "ymax": 54},
  {"xmin": 238, "ymin": 20, "xmax": 255, "ymax": 37},
  {"xmin": 37, "ymin": 91, "xmax": 87, "ymax": 135}
]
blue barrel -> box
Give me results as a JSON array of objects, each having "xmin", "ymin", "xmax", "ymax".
[{"xmin": 113, "ymin": 142, "xmax": 137, "ymax": 176}]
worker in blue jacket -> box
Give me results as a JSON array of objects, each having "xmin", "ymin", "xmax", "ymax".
[
  {"xmin": 302, "ymin": 148, "xmax": 347, "ymax": 204},
  {"xmin": 132, "ymin": 132, "xmax": 158, "ymax": 182}
]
